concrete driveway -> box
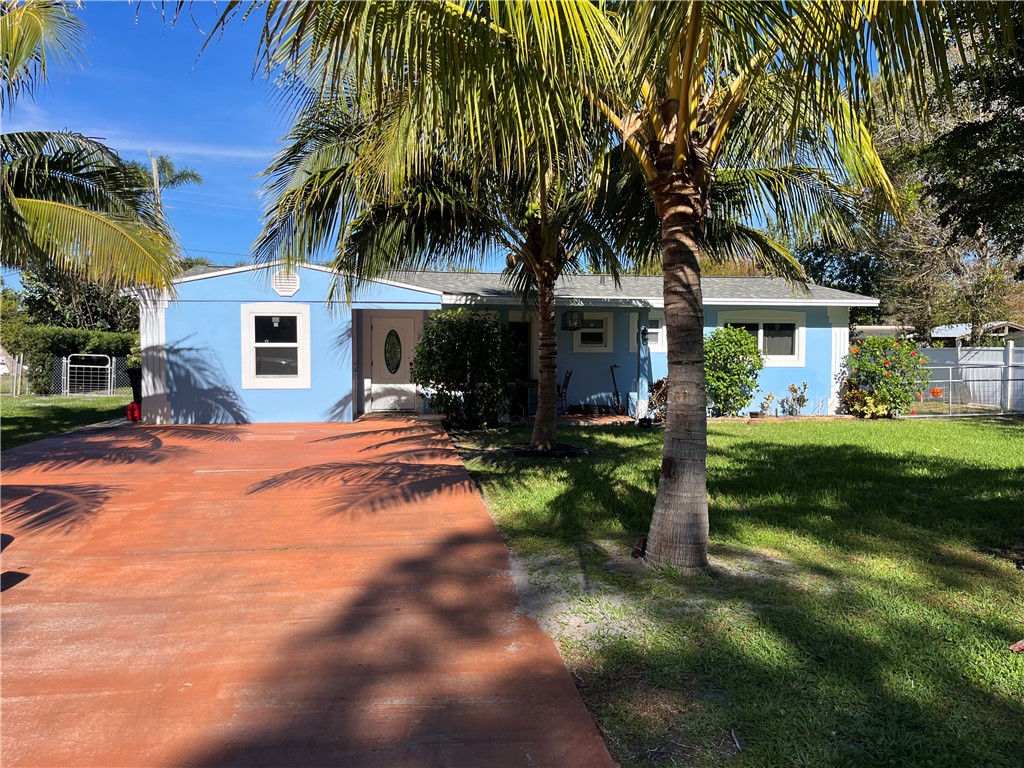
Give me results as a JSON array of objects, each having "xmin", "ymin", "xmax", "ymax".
[{"xmin": 1, "ymin": 419, "xmax": 612, "ymax": 767}]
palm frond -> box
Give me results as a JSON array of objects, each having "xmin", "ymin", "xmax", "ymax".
[
  {"xmin": 2, "ymin": 131, "xmax": 181, "ymax": 289},
  {"xmin": 7, "ymin": 197, "xmax": 179, "ymax": 288},
  {"xmin": 0, "ymin": 0, "xmax": 85, "ymax": 111}
]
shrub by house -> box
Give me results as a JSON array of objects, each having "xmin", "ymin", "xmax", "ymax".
[
  {"xmin": 842, "ymin": 337, "xmax": 930, "ymax": 418},
  {"xmin": 704, "ymin": 325, "xmax": 765, "ymax": 416},
  {"xmin": 410, "ymin": 309, "xmax": 518, "ymax": 427}
]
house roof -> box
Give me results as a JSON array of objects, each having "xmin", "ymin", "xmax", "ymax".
[
  {"xmin": 175, "ymin": 264, "xmax": 879, "ymax": 307},
  {"xmin": 385, "ymin": 272, "xmax": 879, "ymax": 307},
  {"xmin": 930, "ymin": 321, "xmax": 1024, "ymax": 340}
]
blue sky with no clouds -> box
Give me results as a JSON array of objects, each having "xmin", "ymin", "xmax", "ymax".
[{"xmin": 5, "ymin": 1, "xmax": 282, "ymax": 271}]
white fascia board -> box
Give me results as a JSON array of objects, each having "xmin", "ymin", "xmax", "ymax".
[
  {"xmin": 442, "ymin": 295, "xmax": 880, "ymax": 309},
  {"xmin": 175, "ymin": 262, "xmax": 444, "ymax": 299},
  {"xmin": 174, "ymin": 261, "xmax": 347, "ymax": 284},
  {"xmin": 709, "ymin": 297, "xmax": 880, "ymax": 308}
]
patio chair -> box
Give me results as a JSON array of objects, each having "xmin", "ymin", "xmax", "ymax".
[{"xmin": 557, "ymin": 369, "xmax": 573, "ymax": 413}]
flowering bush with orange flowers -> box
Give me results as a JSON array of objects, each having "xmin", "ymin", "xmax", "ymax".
[{"xmin": 841, "ymin": 337, "xmax": 930, "ymax": 418}]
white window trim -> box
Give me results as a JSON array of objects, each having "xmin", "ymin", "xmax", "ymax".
[
  {"xmin": 241, "ymin": 302, "xmax": 311, "ymax": 389},
  {"xmin": 718, "ymin": 310, "xmax": 805, "ymax": 367},
  {"xmin": 630, "ymin": 311, "xmax": 668, "ymax": 353},
  {"xmin": 572, "ymin": 312, "xmax": 614, "ymax": 353}
]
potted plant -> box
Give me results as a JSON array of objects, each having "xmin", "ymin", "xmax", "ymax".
[
  {"xmin": 751, "ymin": 392, "xmax": 774, "ymax": 418},
  {"xmin": 126, "ymin": 344, "xmax": 142, "ymax": 405}
]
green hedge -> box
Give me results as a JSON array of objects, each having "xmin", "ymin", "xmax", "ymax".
[{"xmin": 19, "ymin": 325, "xmax": 137, "ymax": 394}]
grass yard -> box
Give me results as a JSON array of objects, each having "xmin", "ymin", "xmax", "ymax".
[
  {"xmin": 455, "ymin": 418, "xmax": 1024, "ymax": 767},
  {"xmin": 1, "ymin": 392, "xmax": 130, "ymax": 450}
]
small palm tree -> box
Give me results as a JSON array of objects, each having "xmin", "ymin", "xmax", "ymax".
[
  {"xmin": 255, "ymin": 96, "xmax": 624, "ymax": 450},
  {"xmin": 1, "ymin": 0, "xmax": 180, "ymax": 289}
]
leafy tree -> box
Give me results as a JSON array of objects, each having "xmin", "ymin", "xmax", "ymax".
[
  {"xmin": 19, "ymin": 267, "xmax": 139, "ymax": 332},
  {"xmin": 410, "ymin": 309, "xmax": 518, "ymax": 428},
  {"xmin": 911, "ymin": 8, "xmax": 1024, "ymax": 255},
  {"xmin": 0, "ymin": 282, "xmax": 27, "ymax": 352},
  {"xmin": 126, "ymin": 154, "xmax": 203, "ymax": 197},
  {"xmin": 1, "ymin": 0, "xmax": 180, "ymax": 289},
  {"xmin": 219, "ymin": 1, "xmax": 1016, "ymax": 573}
]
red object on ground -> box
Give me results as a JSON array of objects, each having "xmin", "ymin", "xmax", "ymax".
[
  {"xmin": 125, "ymin": 402, "xmax": 141, "ymax": 421},
  {"xmin": 1011, "ymin": 639, "xmax": 1024, "ymax": 653}
]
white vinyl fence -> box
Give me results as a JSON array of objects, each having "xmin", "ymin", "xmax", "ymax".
[{"xmin": 918, "ymin": 342, "xmax": 1022, "ymax": 415}]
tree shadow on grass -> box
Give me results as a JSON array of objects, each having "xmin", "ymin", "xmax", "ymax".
[
  {"xmin": 459, "ymin": 427, "xmax": 659, "ymax": 543},
  {"xmin": 457, "ymin": 425, "xmax": 1024, "ymax": 766},
  {"xmin": 574, "ymin": 562, "xmax": 1024, "ymax": 767},
  {"xmin": 707, "ymin": 440, "xmax": 1023, "ymax": 576},
  {"xmin": 183, "ymin": 531, "xmax": 612, "ymax": 767}
]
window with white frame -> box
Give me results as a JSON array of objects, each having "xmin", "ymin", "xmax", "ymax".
[
  {"xmin": 718, "ymin": 310, "xmax": 805, "ymax": 367},
  {"xmin": 241, "ymin": 303, "xmax": 311, "ymax": 388},
  {"xmin": 572, "ymin": 312, "xmax": 614, "ymax": 353},
  {"xmin": 630, "ymin": 311, "xmax": 668, "ymax": 353}
]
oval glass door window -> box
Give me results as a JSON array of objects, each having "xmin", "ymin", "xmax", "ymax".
[{"xmin": 384, "ymin": 329, "xmax": 402, "ymax": 374}]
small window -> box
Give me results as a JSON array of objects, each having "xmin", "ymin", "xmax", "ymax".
[
  {"xmin": 254, "ymin": 315, "xmax": 300, "ymax": 377},
  {"xmin": 241, "ymin": 303, "xmax": 311, "ymax": 388},
  {"xmin": 719, "ymin": 311, "xmax": 805, "ymax": 367},
  {"xmin": 763, "ymin": 323, "xmax": 796, "ymax": 356},
  {"xmin": 573, "ymin": 313, "xmax": 613, "ymax": 353},
  {"xmin": 630, "ymin": 311, "xmax": 668, "ymax": 353}
]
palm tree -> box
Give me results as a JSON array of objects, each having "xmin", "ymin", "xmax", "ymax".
[
  {"xmin": 255, "ymin": 94, "xmax": 850, "ymax": 451},
  {"xmin": 255, "ymin": 96, "xmax": 627, "ymax": 450},
  {"xmin": 1, "ymin": 0, "xmax": 180, "ymax": 289},
  {"xmin": 216, "ymin": 0, "xmax": 1014, "ymax": 572}
]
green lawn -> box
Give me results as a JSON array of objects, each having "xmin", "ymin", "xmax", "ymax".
[
  {"xmin": 456, "ymin": 418, "xmax": 1024, "ymax": 767},
  {"xmin": 1, "ymin": 391, "xmax": 131, "ymax": 450}
]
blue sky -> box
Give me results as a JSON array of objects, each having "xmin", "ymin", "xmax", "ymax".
[{"xmin": 6, "ymin": 1, "xmax": 283, "ymax": 273}]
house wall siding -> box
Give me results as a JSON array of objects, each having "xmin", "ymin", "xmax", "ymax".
[
  {"xmin": 156, "ymin": 268, "xmax": 439, "ymax": 423},
  {"xmin": 151, "ymin": 268, "xmax": 859, "ymax": 423},
  {"xmin": 487, "ymin": 304, "xmax": 841, "ymax": 415},
  {"xmin": 704, "ymin": 305, "xmax": 836, "ymax": 415}
]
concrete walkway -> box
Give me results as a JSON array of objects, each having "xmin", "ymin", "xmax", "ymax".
[{"xmin": 1, "ymin": 420, "xmax": 613, "ymax": 767}]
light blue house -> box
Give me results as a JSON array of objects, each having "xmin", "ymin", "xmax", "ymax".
[{"xmin": 138, "ymin": 264, "xmax": 878, "ymax": 423}]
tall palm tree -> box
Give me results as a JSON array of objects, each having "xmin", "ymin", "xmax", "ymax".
[
  {"xmin": 1, "ymin": 0, "xmax": 180, "ymax": 289},
  {"xmin": 215, "ymin": 0, "xmax": 1014, "ymax": 572}
]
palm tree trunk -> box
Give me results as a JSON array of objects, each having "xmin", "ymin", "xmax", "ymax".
[
  {"xmin": 644, "ymin": 176, "xmax": 709, "ymax": 573},
  {"xmin": 530, "ymin": 274, "xmax": 558, "ymax": 451}
]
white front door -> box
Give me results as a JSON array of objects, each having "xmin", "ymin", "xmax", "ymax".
[{"xmin": 370, "ymin": 317, "xmax": 417, "ymax": 411}]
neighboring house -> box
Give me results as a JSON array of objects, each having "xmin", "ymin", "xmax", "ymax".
[
  {"xmin": 851, "ymin": 324, "xmax": 916, "ymax": 340},
  {"xmin": 137, "ymin": 264, "xmax": 878, "ymax": 423},
  {"xmin": 930, "ymin": 321, "xmax": 1024, "ymax": 346}
]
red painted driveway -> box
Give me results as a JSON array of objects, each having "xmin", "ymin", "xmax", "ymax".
[{"xmin": 1, "ymin": 420, "xmax": 612, "ymax": 767}]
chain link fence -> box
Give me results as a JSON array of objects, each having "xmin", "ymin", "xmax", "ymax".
[
  {"xmin": 911, "ymin": 343, "xmax": 1022, "ymax": 416},
  {"xmin": 4, "ymin": 354, "xmax": 133, "ymax": 398}
]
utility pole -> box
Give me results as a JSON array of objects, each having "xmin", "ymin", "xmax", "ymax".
[{"xmin": 148, "ymin": 151, "xmax": 162, "ymax": 206}]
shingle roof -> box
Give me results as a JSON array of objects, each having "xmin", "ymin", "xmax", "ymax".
[
  {"xmin": 386, "ymin": 271, "xmax": 879, "ymax": 307},
  {"xmin": 174, "ymin": 264, "xmax": 878, "ymax": 307}
]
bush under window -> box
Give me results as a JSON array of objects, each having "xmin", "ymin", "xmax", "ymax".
[
  {"xmin": 704, "ymin": 326, "xmax": 765, "ymax": 416},
  {"xmin": 410, "ymin": 309, "xmax": 518, "ymax": 428}
]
